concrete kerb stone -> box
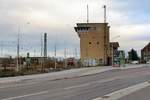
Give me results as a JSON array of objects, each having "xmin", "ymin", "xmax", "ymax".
[
  {"xmin": 0, "ymin": 68, "xmax": 87, "ymax": 83},
  {"xmin": 0, "ymin": 64, "xmax": 147, "ymax": 84},
  {"xmin": 0, "ymin": 67, "xmax": 112, "ymax": 84}
]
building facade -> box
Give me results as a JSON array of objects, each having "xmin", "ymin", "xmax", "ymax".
[
  {"xmin": 74, "ymin": 23, "xmax": 110, "ymax": 66},
  {"xmin": 141, "ymin": 42, "xmax": 150, "ymax": 63},
  {"xmin": 110, "ymin": 42, "xmax": 120, "ymax": 66}
]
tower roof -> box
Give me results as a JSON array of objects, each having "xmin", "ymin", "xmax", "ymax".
[{"xmin": 142, "ymin": 42, "xmax": 150, "ymax": 51}]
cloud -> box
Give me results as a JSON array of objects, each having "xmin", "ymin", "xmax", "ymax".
[{"xmin": 0, "ymin": 0, "xmax": 149, "ymax": 57}]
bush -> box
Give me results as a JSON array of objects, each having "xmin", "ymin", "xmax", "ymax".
[{"xmin": 0, "ymin": 70, "xmax": 18, "ymax": 77}]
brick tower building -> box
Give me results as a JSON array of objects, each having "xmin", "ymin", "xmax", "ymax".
[{"xmin": 74, "ymin": 23, "xmax": 110, "ymax": 66}]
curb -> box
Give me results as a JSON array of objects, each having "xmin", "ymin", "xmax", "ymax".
[{"xmin": 0, "ymin": 65, "xmax": 147, "ymax": 84}]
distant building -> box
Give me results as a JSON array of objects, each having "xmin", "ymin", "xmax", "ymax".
[
  {"xmin": 75, "ymin": 23, "xmax": 119, "ymax": 66},
  {"xmin": 110, "ymin": 42, "xmax": 120, "ymax": 66},
  {"xmin": 110, "ymin": 42, "xmax": 120, "ymax": 55},
  {"xmin": 141, "ymin": 42, "xmax": 150, "ymax": 63},
  {"xmin": 0, "ymin": 57, "xmax": 16, "ymax": 69}
]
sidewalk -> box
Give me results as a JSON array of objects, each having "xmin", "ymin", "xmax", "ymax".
[{"xmin": 0, "ymin": 64, "xmax": 148, "ymax": 84}]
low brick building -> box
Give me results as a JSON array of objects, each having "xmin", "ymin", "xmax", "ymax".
[{"xmin": 141, "ymin": 42, "xmax": 150, "ymax": 63}]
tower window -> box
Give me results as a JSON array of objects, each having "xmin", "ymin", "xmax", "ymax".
[
  {"xmin": 97, "ymin": 42, "xmax": 100, "ymax": 45},
  {"xmin": 89, "ymin": 42, "xmax": 92, "ymax": 44}
]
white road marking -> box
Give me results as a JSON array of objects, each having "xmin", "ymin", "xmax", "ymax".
[
  {"xmin": 2, "ymin": 91, "xmax": 48, "ymax": 100},
  {"xmin": 64, "ymin": 78, "xmax": 117, "ymax": 90},
  {"xmin": 64, "ymin": 83, "xmax": 90, "ymax": 90},
  {"xmin": 96, "ymin": 78, "xmax": 119, "ymax": 84},
  {"xmin": 93, "ymin": 81, "xmax": 150, "ymax": 100},
  {"xmin": 0, "ymin": 82, "xmax": 37, "ymax": 89}
]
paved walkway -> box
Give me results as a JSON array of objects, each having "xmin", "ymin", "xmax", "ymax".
[{"xmin": 0, "ymin": 64, "xmax": 148, "ymax": 84}]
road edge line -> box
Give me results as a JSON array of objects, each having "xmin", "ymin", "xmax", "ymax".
[{"xmin": 93, "ymin": 81, "xmax": 150, "ymax": 100}]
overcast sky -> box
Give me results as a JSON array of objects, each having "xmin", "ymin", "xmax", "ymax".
[{"xmin": 0, "ymin": 0, "xmax": 150, "ymax": 57}]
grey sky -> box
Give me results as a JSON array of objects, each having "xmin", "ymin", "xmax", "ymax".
[{"xmin": 0, "ymin": 0, "xmax": 150, "ymax": 57}]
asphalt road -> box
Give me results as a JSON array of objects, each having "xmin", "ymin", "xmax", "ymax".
[
  {"xmin": 0, "ymin": 65, "xmax": 150, "ymax": 100},
  {"xmin": 119, "ymin": 84, "xmax": 150, "ymax": 100}
]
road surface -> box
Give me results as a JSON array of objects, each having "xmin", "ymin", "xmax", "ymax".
[
  {"xmin": 119, "ymin": 84, "xmax": 150, "ymax": 100},
  {"xmin": 0, "ymin": 65, "xmax": 150, "ymax": 100}
]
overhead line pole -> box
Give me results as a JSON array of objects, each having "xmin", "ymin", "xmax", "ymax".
[
  {"xmin": 41, "ymin": 34, "xmax": 43, "ymax": 69},
  {"xmin": 41, "ymin": 34, "xmax": 43, "ymax": 57},
  {"xmin": 54, "ymin": 42, "xmax": 57, "ymax": 69},
  {"xmin": 1, "ymin": 41, "xmax": 3, "ymax": 56},
  {"xmin": 87, "ymin": 4, "xmax": 89, "ymax": 23},
  {"xmin": 16, "ymin": 25, "xmax": 20, "ymax": 72},
  {"xmin": 103, "ymin": 5, "xmax": 107, "ymax": 65},
  {"xmin": 104, "ymin": 5, "xmax": 106, "ymax": 23}
]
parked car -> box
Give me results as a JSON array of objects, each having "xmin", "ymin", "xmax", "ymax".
[
  {"xmin": 131, "ymin": 61, "xmax": 139, "ymax": 64},
  {"xmin": 67, "ymin": 58, "xmax": 76, "ymax": 66},
  {"xmin": 147, "ymin": 60, "xmax": 150, "ymax": 64}
]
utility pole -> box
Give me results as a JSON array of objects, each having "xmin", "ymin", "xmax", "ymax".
[
  {"xmin": 64, "ymin": 48, "xmax": 67, "ymax": 68},
  {"xmin": 54, "ymin": 42, "xmax": 57, "ymax": 69},
  {"xmin": 104, "ymin": 5, "xmax": 107, "ymax": 23},
  {"xmin": 75, "ymin": 48, "xmax": 77, "ymax": 59},
  {"xmin": 16, "ymin": 22, "xmax": 30, "ymax": 71},
  {"xmin": 87, "ymin": 4, "xmax": 89, "ymax": 23},
  {"xmin": 1, "ymin": 41, "xmax": 3, "ymax": 56},
  {"xmin": 41, "ymin": 34, "xmax": 43, "ymax": 69},
  {"xmin": 34, "ymin": 49, "xmax": 36, "ymax": 57},
  {"xmin": 16, "ymin": 26, "xmax": 20, "ymax": 72},
  {"xmin": 44, "ymin": 33, "xmax": 47, "ymax": 58},
  {"xmin": 41, "ymin": 34, "xmax": 43, "ymax": 57},
  {"xmin": 111, "ymin": 43, "xmax": 114, "ymax": 66},
  {"xmin": 72, "ymin": 48, "xmax": 74, "ymax": 57},
  {"xmin": 75, "ymin": 48, "xmax": 78, "ymax": 67},
  {"xmin": 43, "ymin": 33, "xmax": 47, "ymax": 71},
  {"xmin": 103, "ymin": 5, "xmax": 107, "ymax": 65}
]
